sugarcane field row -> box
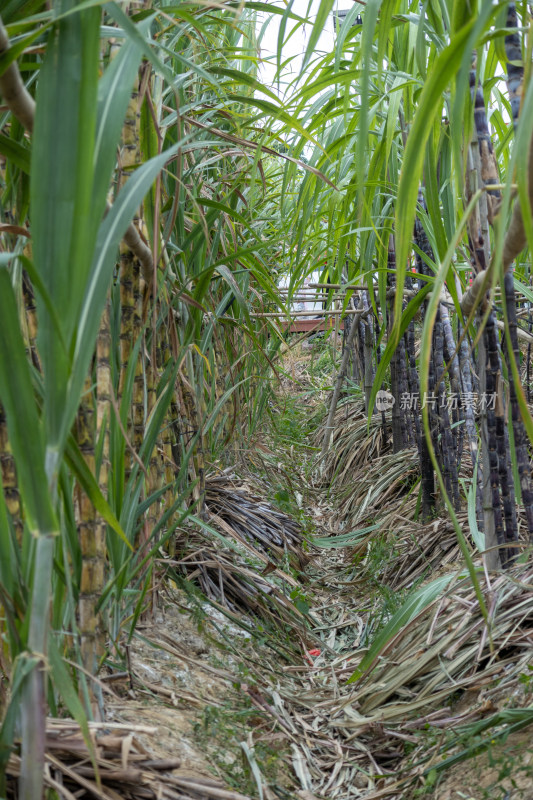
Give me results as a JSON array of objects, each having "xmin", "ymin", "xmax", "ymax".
[{"xmin": 2, "ymin": 2, "xmax": 533, "ymax": 799}]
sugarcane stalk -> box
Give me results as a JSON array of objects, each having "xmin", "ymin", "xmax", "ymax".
[
  {"xmin": 0, "ymin": 16, "xmax": 35, "ymax": 133},
  {"xmin": 95, "ymin": 302, "xmax": 110, "ymax": 667},
  {"xmin": 180, "ymin": 355, "xmax": 205, "ymax": 513},
  {"xmin": 505, "ymin": 3, "xmax": 523, "ymax": 130},
  {"xmin": 1, "ymin": 17, "xmax": 152, "ymax": 280},
  {"xmin": 411, "ymin": 205, "xmax": 436, "ymax": 518},
  {"xmin": 357, "ymin": 304, "xmax": 366, "ymax": 388},
  {"xmin": 405, "ymin": 321, "xmax": 421, "ymax": 444},
  {"xmin": 19, "ymin": 533, "xmax": 55, "ymax": 800},
  {"xmin": 504, "ymin": 271, "xmax": 533, "ymax": 540},
  {"xmin": 22, "ymin": 273, "xmax": 41, "ymax": 373},
  {"xmin": 434, "ymin": 311, "xmax": 460, "ymax": 510},
  {"xmin": 319, "ymin": 303, "xmax": 364, "ymax": 464},
  {"xmin": 470, "ymin": 53, "xmax": 501, "ymax": 224},
  {"xmin": 132, "ymin": 263, "xmax": 145, "ymax": 459},
  {"xmin": 118, "ymin": 75, "xmax": 143, "ymax": 485},
  {"xmin": 387, "ymin": 237, "xmax": 404, "ymax": 453},
  {"xmin": 351, "ymin": 295, "xmax": 363, "ymax": 383},
  {"xmin": 457, "ymin": 318, "xmax": 484, "ymax": 530},
  {"xmin": 526, "ymin": 314, "xmax": 533, "ymax": 403},
  {"xmin": 484, "ymin": 314, "xmax": 506, "ymax": 565},
  {"xmin": 442, "ymin": 308, "xmax": 464, "ymax": 467},
  {"xmin": 495, "ymin": 410, "xmax": 519, "ymax": 566},
  {"xmin": 76, "ymin": 376, "xmax": 104, "ymax": 714},
  {"xmin": 501, "ymin": 8, "xmax": 533, "ymax": 273},
  {"xmin": 375, "ymin": 334, "xmax": 388, "ymax": 446},
  {"xmin": 414, "ymin": 197, "xmax": 451, "ymax": 510},
  {"xmin": 362, "ymin": 293, "xmax": 374, "ymax": 415},
  {"xmin": 466, "ymin": 77, "xmax": 501, "ymax": 563},
  {"xmin": 118, "ymin": 251, "xmax": 135, "ymax": 466},
  {"xmin": 156, "ymin": 319, "xmax": 176, "ymax": 551},
  {"xmin": 396, "ymin": 327, "xmax": 409, "ymax": 449},
  {"xmin": 146, "ymin": 340, "xmax": 161, "ymax": 535},
  {"xmin": 477, "ymin": 329, "xmax": 499, "ymax": 568},
  {"xmin": 0, "ymin": 404, "xmax": 21, "ymax": 537},
  {"xmin": 493, "ymin": 320, "xmax": 518, "ymax": 564},
  {"xmin": 401, "ymin": 332, "xmax": 414, "ymax": 446}
]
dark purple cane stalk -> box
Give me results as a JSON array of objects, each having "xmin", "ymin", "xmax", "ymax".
[
  {"xmin": 434, "ymin": 311, "xmax": 460, "ymax": 510},
  {"xmin": 457, "ymin": 319, "xmax": 484, "ymax": 532},
  {"xmin": 504, "ymin": 271, "xmax": 533, "ymax": 542},
  {"xmin": 397, "ymin": 329, "xmax": 409, "ymax": 448},
  {"xmin": 505, "ymin": 3, "xmax": 523, "ymax": 129},
  {"xmin": 495, "ymin": 412, "xmax": 519, "ymax": 566},
  {"xmin": 387, "ymin": 238, "xmax": 404, "ymax": 452},
  {"xmin": 484, "ymin": 314, "xmax": 506, "ymax": 564},
  {"xmin": 376, "ymin": 336, "xmax": 388, "ymax": 444},
  {"xmin": 470, "ymin": 55, "xmax": 501, "ymax": 225},
  {"xmin": 413, "ymin": 200, "xmax": 437, "ymax": 517},
  {"xmin": 442, "ymin": 311, "xmax": 464, "ymax": 468},
  {"xmin": 526, "ymin": 312, "xmax": 533, "ymax": 403},
  {"xmin": 414, "ymin": 193, "xmax": 464, "ymax": 512},
  {"xmin": 362, "ymin": 291, "xmax": 375, "ymax": 415}
]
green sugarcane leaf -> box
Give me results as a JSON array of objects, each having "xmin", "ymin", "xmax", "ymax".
[
  {"xmin": 367, "ymin": 283, "xmax": 431, "ymax": 420},
  {"xmin": 47, "ymin": 636, "xmax": 96, "ymax": 766},
  {"xmin": 348, "ymin": 572, "xmax": 456, "ymax": 682},
  {"xmin": 226, "ymin": 0, "xmax": 304, "ymax": 19},
  {"xmin": 463, "ymin": 460, "xmax": 484, "ymax": 553},
  {"xmin": 1, "ymin": 0, "xmax": 44, "ymax": 24},
  {"xmin": 311, "ymin": 524, "xmax": 379, "ymax": 548},
  {"xmin": 93, "ymin": 16, "xmax": 149, "ymax": 206},
  {"xmin": 0, "ymin": 22, "xmax": 49, "ymax": 74},
  {"xmin": 69, "ymin": 142, "xmax": 179, "ymax": 443},
  {"xmin": 207, "ymin": 66, "xmax": 280, "ymax": 102},
  {"xmin": 215, "ymin": 263, "xmax": 251, "ymax": 325},
  {"xmin": 302, "ymin": 0, "xmax": 335, "ymax": 72},
  {"xmin": 31, "ymin": 2, "xmax": 101, "ymax": 455},
  {"xmin": 105, "ymin": 1, "xmax": 219, "ymax": 90},
  {"xmin": 140, "ymin": 89, "xmax": 159, "ymax": 249},
  {"xmin": 418, "ymin": 188, "xmax": 489, "ymax": 623},
  {"xmin": 64, "ymin": 433, "xmax": 132, "ymax": 550},
  {"xmin": 127, "ymin": 565, "xmax": 152, "ymax": 642},
  {"xmin": 0, "ymin": 268, "xmax": 55, "ymax": 534},
  {"xmin": 357, "ymin": 0, "xmax": 380, "ymax": 217},
  {"xmin": 0, "ymin": 133, "xmax": 31, "ymax": 174},
  {"xmin": 393, "ymin": 19, "xmax": 475, "ymax": 346},
  {"xmin": 0, "ymin": 654, "xmax": 39, "ymax": 774},
  {"xmin": 0, "ymin": 474, "xmax": 14, "ymax": 599},
  {"xmin": 8, "ymin": 253, "xmax": 67, "ymax": 354}
]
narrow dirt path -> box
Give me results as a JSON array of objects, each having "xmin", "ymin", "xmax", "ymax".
[{"xmin": 98, "ymin": 340, "xmax": 533, "ymax": 800}]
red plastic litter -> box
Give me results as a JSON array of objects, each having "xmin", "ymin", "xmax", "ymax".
[{"xmin": 308, "ymin": 648, "xmax": 321, "ymax": 657}]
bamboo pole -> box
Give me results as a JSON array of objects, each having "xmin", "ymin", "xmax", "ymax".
[
  {"xmin": 309, "ymin": 283, "xmax": 362, "ymax": 289},
  {"xmin": 250, "ymin": 309, "xmax": 370, "ymax": 318}
]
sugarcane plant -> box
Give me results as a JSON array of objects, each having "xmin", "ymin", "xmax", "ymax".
[
  {"xmin": 3, "ymin": 0, "xmax": 533, "ymax": 796},
  {"xmin": 261, "ymin": 1, "xmax": 533, "ymax": 580},
  {"xmin": 0, "ymin": 1, "xmax": 325, "ymax": 796}
]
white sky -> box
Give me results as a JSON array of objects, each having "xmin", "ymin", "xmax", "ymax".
[{"xmin": 257, "ymin": 0, "xmax": 338, "ymax": 96}]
